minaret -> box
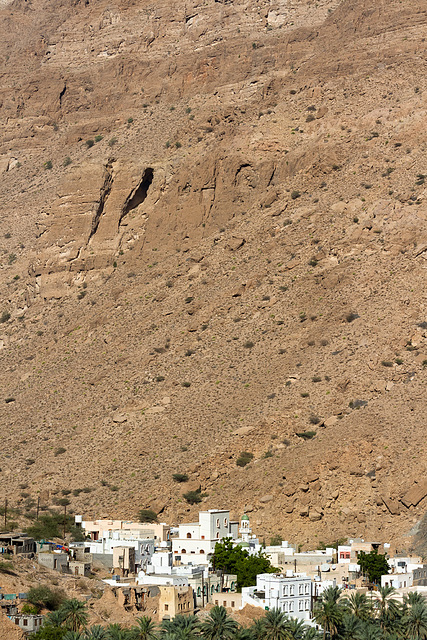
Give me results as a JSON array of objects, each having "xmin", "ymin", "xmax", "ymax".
[{"xmin": 239, "ymin": 513, "xmax": 251, "ymax": 543}]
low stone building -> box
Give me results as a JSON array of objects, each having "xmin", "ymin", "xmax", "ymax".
[
  {"xmin": 159, "ymin": 585, "xmax": 194, "ymax": 620},
  {"xmin": 37, "ymin": 551, "xmax": 69, "ymax": 572},
  {"xmin": 11, "ymin": 614, "xmax": 44, "ymax": 635}
]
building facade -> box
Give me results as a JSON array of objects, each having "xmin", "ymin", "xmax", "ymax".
[{"xmin": 241, "ymin": 573, "xmax": 312, "ymax": 621}]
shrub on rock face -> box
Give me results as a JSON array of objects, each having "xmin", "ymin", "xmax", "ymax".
[
  {"xmin": 138, "ymin": 509, "xmax": 158, "ymax": 523},
  {"xmin": 236, "ymin": 451, "xmax": 254, "ymax": 467},
  {"xmin": 296, "ymin": 431, "xmax": 316, "ymax": 440},
  {"xmin": 183, "ymin": 488, "xmax": 206, "ymax": 504},
  {"xmin": 172, "ymin": 473, "xmax": 189, "ymax": 483}
]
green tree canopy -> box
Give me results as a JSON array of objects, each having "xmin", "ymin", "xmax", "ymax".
[
  {"xmin": 212, "ymin": 538, "xmax": 276, "ymax": 589},
  {"xmin": 358, "ymin": 550, "xmax": 389, "ymax": 584}
]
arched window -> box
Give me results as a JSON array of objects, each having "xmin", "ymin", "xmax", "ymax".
[
  {"xmin": 224, "ymin": 518, "xmax": 228, "ymax": 527},
  {"xmin": 211, "ymin": 585, "xmax": 215, "ymax": 594},
  {"xmin": 197, "ymin": 587, "xmax": 201, "ymax": 597},
  {"xmin": 181, "ymin": 549, "xmax": 186, "ymax": 554},
  {"xmin": 216, "ymin": 532, "xmax": 220, "ymax": 539},
  {"xmin": 186, "ymin": 533, "xmax": 192, "ymax": 539},
  {"xmin": 200, "ymin": 549, "xmax": 205, "ymax": 554},
  {"xmin": 216, "ymin": 518, "xmax": 220, "ymax": 528}
]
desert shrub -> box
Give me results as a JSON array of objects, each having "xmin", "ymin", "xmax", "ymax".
[
  {"xmin": 61, "ymin": 489, "xmax": 71, "ymax": 496},
  {"xmin": 127, "ymin": 117, "xmax": 134, "ymax": 123},
  {"xmin": 395, "ymin": 358, "xmax": 403, "ymax": 365},
  {"xmin": 309, "ymin": 258, "xmax": 318, "ymax": 267},
  {"xmin": 108, "ymin": 137, "xmax": 117, "ymax": 147},
  {"xmin": 0, "ymin": 311, "xmax": 11, "ymax": 323},
  {"xmin": 236, "ymin": 451, "xmax": 254, "ymax": 467},
  {"xmin": 72, "ymin": 489, "xmax": 82, "ymax": 496},
  {"xmin": 27, "ymin": 585, "xmax": 65, "ymax": 612},
  {"xmin": 21, "ymin": 604, "xmax": 38, "ymax": 615},
  {"xmin": 85, "ymin": 139, "xmax": 94, "ymax": 148},
  {"xmin": 263, "ymin": 450, "xmax": 273, "ymax": 459},
  {"xmin": 138, "ymin": 509, "xmax": 158, "ymax": 523},
  {"xmin": 300, "ymin": 392, "xmax": 309, "ymax": 398},
  {"xmin": 309, "ymin": 415, "xmax": 321, "ymax": 425},
  {"xmin": 296, "ymin": 431, "xmax": 316, "ymax": 440},
  {"xmin": 291, "ymin": 190, "xmax": 301, "ymax": 200},
  {"xmin": 94, "ymin": 135, "xmax": 103, "ymax": 143},
  {"xmin": 63, "ymin": 156, "xmax": 72, "ymax": 167},
  {"xmin": 185, "ymin": 296, "xmax": 194, "ymax": 303},
  {"xmin": 110, "ymin": 485, "xmax": 119, "ymax": 492},
  {"xmin": 181, "ymin": 381, "xmax": 191, "ymax": 388},
  {"xmin": 244, "ymin": 341, "xmax": 254, "ymax": 349},
  {"xmin": 172, "ymin": 473, "xmax": 188, "ymax": 483},
  {"xmin": 312, "ymin": 375, "xmax": 322, "ymax": 383},
  {"xmin": 270, "ymin": 534, "xmax": 283, "ymax": 546},
  {"xmin": 185, "ymin": 349, "xmax": 195, "ymax": 356},
  {"xmin": 381, "ymin": 360, "xmax": 393, "ymax": 367},
  {"xmin": 183, "ymin": 488, "xmax": 206, "ymax": 505},
  {"xmin": 54, "ymin": 447, "xmax": 66, "ymax": 456},
  {"xmin": 44, "ymin": 160, "xmax": 53, "ymax": 170},
  {"xmin": 155, "ymin": 375, "xmax": 165, "ymax": 382}
]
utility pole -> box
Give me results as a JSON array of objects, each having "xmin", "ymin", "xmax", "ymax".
[
  {"xmin": 202, "ymin": 571, "xmax": 205, "ymax": 608},
  {"xmin": 36, "ymin": 496, "xmax": 40, "ymax": 521},
  {"xmin": 4, "ymin": 498, "xmax": 7, "ymax": 530},
  {"xmin": 63, "ymin": 504, "xmax": 67, "ymax": 540}
]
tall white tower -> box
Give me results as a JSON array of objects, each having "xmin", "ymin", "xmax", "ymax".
[{"xmin": 239, "ymin": 513, "xmax": 252, "ymax": 543}]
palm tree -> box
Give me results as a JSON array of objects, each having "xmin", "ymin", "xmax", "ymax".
[
  {"xmin": 403, "ymin": 602, "xmax": 427, "ymax": 639},
  {"xmin": 374, "ymin": 586, "xmax": 400, "ymax": 631},
  {"xmin": 355, "ymin": 622, "xmax": 383, "ymax": 640},
  {"xmin": 303, "ymin": 627, "xmax": 322, "ymax": 640},
  {"xmin": 133, "ymin": 616, "xmax": 158, "ymax": 640},
  {"xmin": 343, "ymin": 593, "xmax": 370, "ymax": 622},
  {"xmin": 106, "ymin": 623, "xmax": 133, "ymax": 640},
  {"xmin": 85, "ymin": 626, "xmax": 108, "ymax": 640},
  {"xmin": 160, "ymin": 614, "xmax": 200, "ymax": 640},
  {"xmin": 199, "ymin": 605, "xmax": 240, "ymax": 640},
  {"xmin": 262, "ymin": 609, "xmax": 292, "ymax": 640},
  {"xmin": 337, "ymin": 613, "xmax": 361, "ymax": 640},
  {"xmin": 249, "ymin": 617, "xmax": 265, "ymax": 640},
  {"xmin": 61, "ymin": 599, "xmax": 89, "ymax": 632},
  {"xmin": 313, "ymin": 588, "xmax": 343, "ymax": 640},
  {"xmin": 287, "ymin": 618, "xmax": 307, "ymax": 640},
  {"xmin": 45, "ymin": 608, "xmax": 66, "ymax": 628},
  {"xmin": 64, "ymin": 632, "xmax": 85, "ymax": 640}
]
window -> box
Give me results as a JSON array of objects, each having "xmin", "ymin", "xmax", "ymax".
[
  {"xmin": 181, "ymin": 549, "xmax": 186, "ymax": 554},
  {"xmin": 216, "ymin": 532, "xmax": 220, "ymax": 539},
  {"xmin": 283, "ymin": 586, "xmax": 288, "ymax": 596},
  {"xmin": 23, "ymin": 620, "xmax": 28, "ymax": 626},
  {"xmin": 305, "ymin": 584, "xmax": 310, "ymax": 595},
  {"xmin": 289, "ymin": 602, "xmax": 294, "ymax": 611},
  {"xmin": 305, "ymin": 600, "xmax": 310, "ymax": 611},
  {"xmin": 299, "ymin": 600, "xmax": 303, "ymax": 611},
  {"xmin": 187, "ymin": 533, "xmax": 192, "ymax": 539},
  {"xmin": 216, "ymin": 518, "xmax": 220, "ymax": 528},
  {"xmin": 231, "ymin": 601, "xmax": 235, "ymax": 608},
  {"xmin": 201, "ymin": 535, "xmax": 205, "ymax": 540},
  {"xmin": 200, "ymin": 549, "xmax": 205, "ymax": 554},
  {"xmin": 197, "ymin": 587, "xmax": 201, "ymax": 597},
  {"xmin": 223, "ymin": 601, "xmax": 227, "ymax": 607},
  {"xmin": 224, "ymin": 518, "xmax": 228, "ymax": 527},
  {"xmin": 215, "ymin": 600, "xmax": 219, "ymax": 605},
  {"xmin": 299, "ymin": 585, "xmax": 303, "ymax": 595},
  {"xmin": 290, "ymin": 586, "xmax": 294, "ymax": 596}
]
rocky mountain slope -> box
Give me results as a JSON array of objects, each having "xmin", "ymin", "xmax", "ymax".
[{"xmin": 0, "ymin": 0, "xmax": 426, "ymax": 551}]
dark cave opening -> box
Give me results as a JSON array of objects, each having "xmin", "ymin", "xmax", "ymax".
[{"xmin": 122, "ymin": 167, "xmax": 154, "ymax": 218}]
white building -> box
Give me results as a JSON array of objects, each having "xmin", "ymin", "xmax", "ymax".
[
  {"xmin": 241, "ymin": 573, "xmax": 312, "ymax": 621},
  {"xmin": 172, "ymin": 510, "xmax": 238, "ymax": 566},
  {"xmin": 387, "ymin": 556, "xmax": 423, "ymax": 574},
  {"xmin": 381, "ymin": 572, "xmax": 413, "ymax": 589}
]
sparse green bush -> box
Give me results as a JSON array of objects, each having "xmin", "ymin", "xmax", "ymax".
[
  {"xmin": 44, "ymin": 160, "xmax": 53, "ymax": 170},
  {"xmin": 94, "ymin": 135, "xmax": 103, "ymax": 143},
  {"xmin": 381, "ymin": 360, "xmax": 393, "ymax": 367},
  {"xmin": 138, "ymin": 509, "xmax": 158, "ymax": 523},
  {"xmin": 183, "ymin": 488, "xmax": 206, "ymax": 505},
  {"xmin": 181, "ymin": 381, "xmax": 191, "ymax": 388},
  {"xmin": 291, "ymin": 190, "xmax": 300, "ymax": 200},
  {"xmin": 54, "ymin": 447, "xmax": 66, "ymax": 456},
  {"xmin": 27, "ymin": 585, "xmax": 65, "ymax": 612},
  {"xmin": 236, "ymin": 451, "xmax": 254, "ymax": 467},
  {"xmin": 85, "ymin": 139, "xmax": 94, "ymax": 148},
  {"xmin": 296, "ymin": 431, "xmax": 316, "ymax": 440},
  {"xmin": 63, "ymin": 156, "xmax": 72, "ymax": 167},
  {"xmin": 312, "ymin": 376, "xmax": 322, "ymax": 383},
  {"xmin": 108, "ymin": 137, "xmax": 117, "ymax": 147},
  {"xmin": 172, "ymin": 473, "xmax": 189, "ymax": 483},
  {"xmin": 309, "ymin": 415, "xmax": 321, "ymax": 425},
  {"xmin": 244, "ymin": 341, "xmax": 254, "ymax": 349}
]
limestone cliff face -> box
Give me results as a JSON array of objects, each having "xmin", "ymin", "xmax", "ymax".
[{"xmin": 0, "ymin": 0, "xmax": 426, "ymax": 550}]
